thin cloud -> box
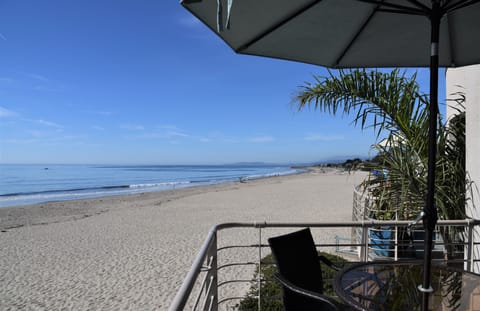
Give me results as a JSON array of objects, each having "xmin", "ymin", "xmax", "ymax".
[
  {"xmin": 0, "ymin": 33, "xmax": 6, "ymax": 41},
  {"xmin": 166, "ymin": 130, "xmax": 189, "ymax": 138},
  {"xmin": 88, "ymin": 110, "xmax": 113, "ymax": 116},
  {"xmin": 157, "ymin": 125, "xmax": 190, "ymax": 138},
  {"xmin": 124, "ymin": 132, "xmax": 163, "ymax": 140},
  {"xmin": 33, "ymin": 85, "xmax": 59, "ymax": 92},
  {"xmin": 24, "ymin": 73, "xmax": 49, "ymax": 82},
  {"xmin": 26, "ymin": 130, "xmax": 47, "ymax": 138},
  {"xmin": 121, "ymin": 124, "xmax": 145, "ymax": 131},
  {"xmin": 249, "ymin": 136, "xmax": 274, "ymax": 143},
  {"xmin": 0, "ymin": 77, "xmax": 14, "ymax": 83},
  {"xmin": 92, "ymin": 125, "xmax": 105, "ymax": 131},
  {"xmin": 158, "ymin": 125, "xmax": 182, "ymax": 130},
  {"xmin": 0, "ymin": 106, "xmax": 17, "ymax": 118},
  {"xmin": 5, "ymin": 138, "xmax": 37, "ymax": 144},
  {"xmin": 58, "ymin": 134, "xmax": 87, "ymax": 141},
  {"xmin": 7, "ymin": 134, "xmax": 86, "ymax": 145},
  {"xmin": 203, "ymin": 131, "xmax": 239, "ymax": 143},
  {"xmin": 35, "ymin": 119, "xmax": 63, "ymax": 129},
  {"xmin": 304, "ymin": 134, "xmax": 344, "ymax": 141}
]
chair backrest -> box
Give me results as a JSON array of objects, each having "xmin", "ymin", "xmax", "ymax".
[{"xmin": 268, "ymin": 228, "xmax": 324, "ymax": 295}]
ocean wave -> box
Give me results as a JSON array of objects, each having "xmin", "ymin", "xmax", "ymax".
[
  {"xmin": 242, "ymin": 168, "xmax": 303, "ymax": 181},
  {"xmin": 0, "ymin": 188, "xmax": 143, "ymax": 207},
  {"xmin": 0, "ymin": 164, "xmax": 301, "ymax": 208},
  {"xmin": 0, "ymin": 180, "xmax": 199, "ymax": 206},
  {"xmin": 0, "ymin": 181, "xmax": 195, "ymax": 199},
  {"xmin": 0, "ymin": 185, "xmax": 131, "ymax": 198},
  {"xmin": 128, "ymin": 181, "xmax": 191, "ymax": 188}
]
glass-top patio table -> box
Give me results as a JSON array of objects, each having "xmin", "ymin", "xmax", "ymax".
[{"xmin": 334, "ymin": 261, "xmax": 480, "ymax": 311}]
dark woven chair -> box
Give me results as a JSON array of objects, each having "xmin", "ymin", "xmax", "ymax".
[{"xmin": 268, "ymin": 228, "xmax": 349, "ymax": 311}]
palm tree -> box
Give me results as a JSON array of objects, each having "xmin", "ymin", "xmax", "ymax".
[{"xmin": 293, "ymin": 69, "xmax": 469, "ymax": 259}]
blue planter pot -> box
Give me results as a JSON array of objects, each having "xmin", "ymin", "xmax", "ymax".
[
  {"xmin": 369, "ymin": 226, "xmax": 393, "ymax": 257},
  {"xmin": 369, "ymin": 226, "xmax": 435, "ymax": 258}
]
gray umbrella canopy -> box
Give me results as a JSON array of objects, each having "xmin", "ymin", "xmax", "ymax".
[
  {"xmin": 181, "ymin": 1, "xmax": 480, "ymax": 310},
  {"xmin": 182, "ymin": 0, "xmax": 480, "ymax": 68}
]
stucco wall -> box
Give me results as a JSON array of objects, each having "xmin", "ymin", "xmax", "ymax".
[{"xmin": 446, "ymin": 65, "xmax": 480, "ymax": 272}]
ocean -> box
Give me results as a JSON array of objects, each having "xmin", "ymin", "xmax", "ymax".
[{"xmin": 0, "ymin": 164, "xmax": 302, "ymax": 208}]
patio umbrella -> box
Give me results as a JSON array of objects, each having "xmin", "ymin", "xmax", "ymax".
[{"xmin": 180, "ymin": 1, "xmax": 480, "ymax": 310}]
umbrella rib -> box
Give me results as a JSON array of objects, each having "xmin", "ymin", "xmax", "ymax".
[
  {"xmin": 405, "ymin": 0, "xmax": 432, "ymax": 12},
  {"xmin": 378, "ymin": 8, "xmax": 426, "ymax": 15},
  {"xmin": 445, "ymin": 12, "xmax": 456, "ymax": 66},
  {"xmin": 444, "ymin": 0, "xmax": 480, "ymax": 12},
  {"xmin": 443, "ymin": 0, "xmax": 467, "ymax": 11},
  {"xmin": 235, "ymin": 0, "xmax": 323, "ymax": 53},
  {"xmin": 334, "ymin": 3, "xmax": 381, "ymax": 66},
  {"xmin": 335, "ymin": 0, "xmax": 425, "ymax": 66},
  {"xmin": 356, "ymin": 0, "xmax": 426, "ymax": 14},
  {"xmin": 237, "ymin": 0, "xmax": 429, "ymax": 53}
]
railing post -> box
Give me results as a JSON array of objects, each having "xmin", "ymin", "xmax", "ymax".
[
  {"xmin": 475, "ymin": 222, "xmax": 480, "ymax": 273},
  {"xmin": 169, "ymin": 226, "xmax": 219, "ymax": 311},
  {"xmin": 393, "ymin": 224, "xmax": 398, "ymax": 261},
  {"xmin": 205, "ymin": 232, "xmax": 218, "ymax": 311},
  {"xmin": 258, "ymin": 227, "xmax": 262, "ymax": 311},
  {"xmin": 360, "ymin": 222, "xmax": 369, "ymax": 262},
  {"xmin": 466, "ymin": 220, "xmax": 474, "ymax": 272}
]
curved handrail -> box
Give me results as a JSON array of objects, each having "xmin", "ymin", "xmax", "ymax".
[
  {"xmin": 168, "ymin": 225, "xmax": 220, "ymax": 311},
  {"xmin": 169, "ymin": 219, "xmax": 480, "ymax": 310}
]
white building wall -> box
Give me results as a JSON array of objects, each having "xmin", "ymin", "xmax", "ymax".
[{"xmin": 446, "ymin": 65, "xmax": 480, "ymax": 273}]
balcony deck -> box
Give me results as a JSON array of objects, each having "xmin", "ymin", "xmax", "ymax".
[{"xmin": 169, "ymin": 219, "xmax": 480, "ymax": 311}]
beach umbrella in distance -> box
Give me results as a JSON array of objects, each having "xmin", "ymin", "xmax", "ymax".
[{"xmin": 180, "ymin": 1, "xmax": 480, "ymax": 310}]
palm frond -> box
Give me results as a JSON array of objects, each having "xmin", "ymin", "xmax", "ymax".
[{"xmin": 293, "ymin": 69, "xmax": 468, "ymax": 225}]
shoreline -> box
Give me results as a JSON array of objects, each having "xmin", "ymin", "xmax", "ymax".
[
  {"xmin": 0, "ymin": 167, "xmax": 367, "ymax": 310},
  {"xmin": 0, "ymin": 165, "xmax": 305, "ymax": 209},
  {"xmin": 0, "ymin": 166, "xmax": 321, "ymax": 232}
]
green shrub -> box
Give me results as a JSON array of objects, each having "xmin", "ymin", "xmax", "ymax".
[{"xmin": 237, "ymin": 252, "xmax": 348, "ymax": 310}]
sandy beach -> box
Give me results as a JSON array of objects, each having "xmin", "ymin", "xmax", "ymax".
[{"xmin": 0, "ymin": 168, "xmax": 367, "ymax": 310}]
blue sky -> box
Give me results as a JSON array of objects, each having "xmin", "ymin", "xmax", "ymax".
[{"xmin": 0, "ymin": 0, "xmax": 446, "ymax": 165}]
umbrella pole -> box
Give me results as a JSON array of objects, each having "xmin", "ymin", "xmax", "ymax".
[{"xmin": 421, "ymin": 2, "xmax": 441, "ymax": 311}]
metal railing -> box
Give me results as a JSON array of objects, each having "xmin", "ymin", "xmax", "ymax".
[{"xmin": 169, "ymin": 219, "xmax": 480, "ymax": 311}]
